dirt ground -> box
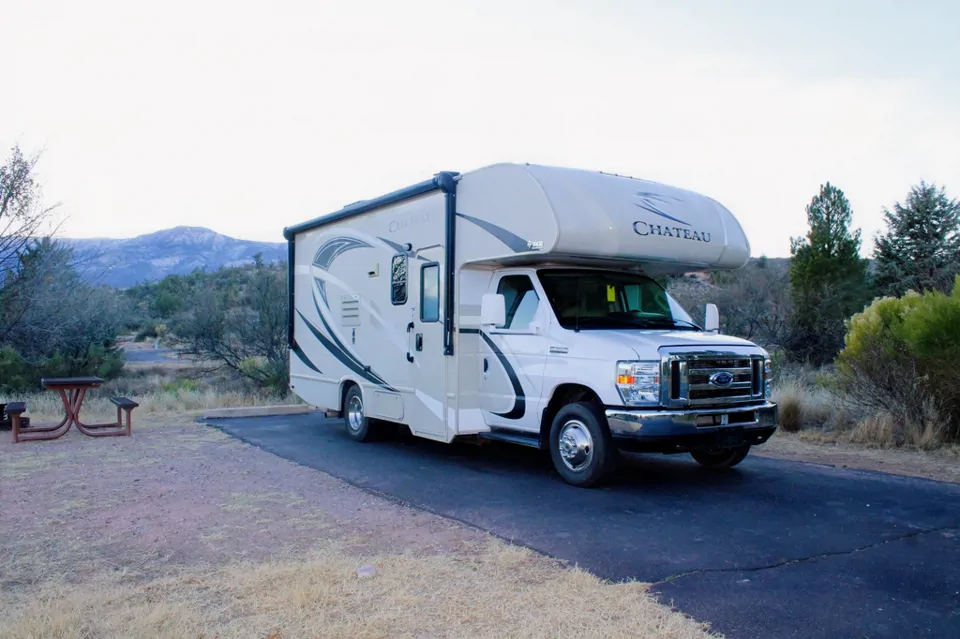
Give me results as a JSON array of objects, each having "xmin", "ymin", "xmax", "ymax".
[
  {"xmin": 0, "ymin": 417, "xmax": 715, "ymax": 638},
  {"xmin": 757, "ymin": 431, "xmax": 960, "ymax": 484}
]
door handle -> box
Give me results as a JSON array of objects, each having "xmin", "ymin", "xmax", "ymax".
[
  {"xmin": 406, "ymin": 322, "xmax": 415, "ymax": 362},
  {"xmin": 483, "ymin": 357, "xmax": 489, "ymax": 378},
  {"xmin": 415, "ymin": 333, "xmax": 423, "ymax": 351}
]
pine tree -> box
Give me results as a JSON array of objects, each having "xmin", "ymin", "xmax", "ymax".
[
  {"xmin": 787, "ymin": 182, "xmax": 871, "ymax": 365},
  {"xmin": 874, "ymin": 182, "xmax": 960, "ymax": 297}
]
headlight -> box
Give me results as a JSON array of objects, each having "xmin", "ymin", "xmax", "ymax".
[
  {"xmin": 764, "ymin": 358, "xmax": 772, "ymax": 398},
  {"xmin": 616, "ymin": 361, "xmax": 660, "ymax": 406}
]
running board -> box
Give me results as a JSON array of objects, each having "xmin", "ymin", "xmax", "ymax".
[{"xmin": 478, "ymin": 429, "xmax": 541, "ymax": 449}]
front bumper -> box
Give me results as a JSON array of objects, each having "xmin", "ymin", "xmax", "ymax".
[{"xmin": 605, "ymin": 402, "xmax": 778, "ymax": 453}]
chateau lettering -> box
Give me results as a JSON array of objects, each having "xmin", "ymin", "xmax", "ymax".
[{"xmin": 632, "ymin": 221, "xmax": 712, "ymax": 243}]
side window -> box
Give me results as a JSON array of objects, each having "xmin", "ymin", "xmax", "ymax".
[
  {"xmin": 391, "ymin": 254, "xmax": 407, "ymax": 305},
  {"xmin": 421, "ymin": 264, "xmax": 440, "ymax": 322},
  {"xmin": 496, "ymin": 275, "xmax": 540, "ymax": 330}
]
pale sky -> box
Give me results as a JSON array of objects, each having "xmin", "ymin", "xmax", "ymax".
[{"xmin": 2, "ymin": 0, "xmax": 957, "ymax": 257}]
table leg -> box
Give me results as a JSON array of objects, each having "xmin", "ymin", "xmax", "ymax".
[
  {"xmin": 12, "ymin": 389, "xmax": 76, "ymax": 443},
  {"xmin": 74, "ymin": 387, "xmax": 130, "ymax": 437}
]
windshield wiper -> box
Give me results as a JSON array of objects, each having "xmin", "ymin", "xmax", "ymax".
[{"xmin": 628, "ymin": 317, "xmax": 702, "ymax": 331}]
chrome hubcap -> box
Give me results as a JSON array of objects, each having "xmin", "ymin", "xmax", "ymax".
[
  {"xmin": 346, "ymin": 395, "xmax": 364, "ymax": 432},
  {"xmin": 558, "ymin": 420, "xmax": 593, "ymax": 472}
]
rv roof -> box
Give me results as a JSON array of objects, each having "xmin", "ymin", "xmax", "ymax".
[{"xmin": 283, "ymin": 163, "xmax": 751, "ymax": 273}]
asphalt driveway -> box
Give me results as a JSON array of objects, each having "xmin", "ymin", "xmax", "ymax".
[{"xmin": 210, "ymin": 413, "xmax": 960, "ymax": 639}]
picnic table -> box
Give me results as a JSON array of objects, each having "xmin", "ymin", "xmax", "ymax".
[{"xmin": 8, "ymin": 377, "xmax": 139, "ymax": 444}]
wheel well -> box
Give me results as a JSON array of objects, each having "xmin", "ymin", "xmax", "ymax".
[{"xmin": 539, "ymin": 384, "xmax": 603, "ymax": 449}]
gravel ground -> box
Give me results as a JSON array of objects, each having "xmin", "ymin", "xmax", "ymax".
[{"xmin": 0, "ymin": 417, "xmax": 486, "ymax": 590}]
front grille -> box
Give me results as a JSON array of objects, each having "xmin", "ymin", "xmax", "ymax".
[{"xmin": 662, "ymin": 353, "xmax": 765, "ymax": 407}]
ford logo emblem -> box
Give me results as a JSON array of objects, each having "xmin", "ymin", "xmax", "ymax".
[{"xmin": 709, "ymin": 372, "xmax": 735, "ymax": 388}]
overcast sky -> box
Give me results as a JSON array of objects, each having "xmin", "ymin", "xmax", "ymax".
[{"xmin": 2, "ymin": 0, "xmax": 957, "ymax": 257}]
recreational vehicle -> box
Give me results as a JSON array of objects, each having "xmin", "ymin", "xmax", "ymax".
[{"xmin": 283, "ymin": 163, "xmax": 778, "ymax": 487}]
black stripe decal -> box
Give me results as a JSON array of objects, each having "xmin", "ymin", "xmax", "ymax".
[
  {"xmin": 292, "ymin": 343, "xmax": 322, "ymax": 374},
  {"xmin": 479, "ymin": 332, "xmax": 525, "ymax": 420},
  {"xmin": 296, "ymin": 310, "xmax": 396, "ymax": 391},
  {"xmin": 456, "ymin": 213, "xmax": 530, "ymax": 253},
  {"xmin": 311, "ymin": 297, "xmax": 394, "ymax": 390}
]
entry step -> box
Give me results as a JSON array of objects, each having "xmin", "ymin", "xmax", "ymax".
[{"xmin": 479, "ymin": 429, "xmax": 541, "ymax": 449}]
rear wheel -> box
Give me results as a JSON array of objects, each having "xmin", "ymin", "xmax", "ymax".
[
  {"xmin": 691, "ymin": 445, "xmax": 750, "ymax": 469},
  {"xmin": 549, "ymin": 402, "xmax": 618, "ymax": 487},
  {"xmin": 343, "ymin": 385, "xmax": 380, "ymax": 442}
]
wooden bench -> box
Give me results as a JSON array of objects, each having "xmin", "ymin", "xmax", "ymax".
[
  {"xmin": 0, "ymin": 402, "xmax": 29, "ymax": 431},
  {"xmin": 5, "ymin": 402, "xmax": 27, "ymax": 443},
  {"xmin": 110, "ymin": 397, "xmax": 139, "ymax": 436}
]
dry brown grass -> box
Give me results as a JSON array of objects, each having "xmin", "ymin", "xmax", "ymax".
[
  {"xmin": 0, "ymin": 540, "xmax": 714, "ymax": 639},
  {"xmin": 849, "ymin": 406, "xmax": 946, "ymax": 451},
  {"xmin": 771, "ymin": 379, "xmax": 836, "ymax": 432},
  {"xmin": 769, "ymin": 378, "xmax": 947, "ymax": 451},
  {"xmin": 1, "ymin": 388, "xmax": 301, "ymax": 422}
]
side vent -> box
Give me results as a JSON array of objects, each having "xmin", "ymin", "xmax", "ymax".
[{"xmin": 341, "ymin": 295, "xmax": 360, "ymax": 327}]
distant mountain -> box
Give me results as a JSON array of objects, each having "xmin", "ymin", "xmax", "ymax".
[{"xmin": 66, "ymin": 226, "xmax": 286, "ymax": 288}]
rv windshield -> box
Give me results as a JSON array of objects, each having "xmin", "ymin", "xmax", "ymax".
[{"xmin": 537, "ymin": 269, "xmax": 700, "ymax": 331}]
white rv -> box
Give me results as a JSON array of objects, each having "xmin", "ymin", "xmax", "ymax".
[{"xmin": 283, "ymin": 163, "xmax": 778, "ymax": 487}]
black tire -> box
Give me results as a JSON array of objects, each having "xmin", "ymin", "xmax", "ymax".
[
  {"xmin": 548, "ymin": 402, "xmax": 618, "ymax": 487},
  {"xmin": 342, "ymin": 385, "xmax": 379, "ymax": 442},
  {"xmin": 691, "ymin": 445, "xmax": 751, "ymax": 469}
]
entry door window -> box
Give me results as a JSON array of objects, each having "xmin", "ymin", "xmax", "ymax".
[
  {"xmin": 421, "ymin": 263, "xmax": 440, "ymax": 322},
  {"xmin": 496, "ymin": 275, "xmax": 540, "ymax": 330}
]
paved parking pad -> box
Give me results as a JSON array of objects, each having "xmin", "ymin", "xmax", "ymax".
[{"xmin": 210, "ymin": 413, "xmax": 960, "ymax": 639}]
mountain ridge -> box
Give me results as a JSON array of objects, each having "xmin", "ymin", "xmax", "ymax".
[{"xmin": 66, "ymin": 226, "xmax": 286, "ymax": 288}]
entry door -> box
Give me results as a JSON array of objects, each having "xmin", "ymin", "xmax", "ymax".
[
  {"xmin": 479, "ymin": 273, "xmax": 547, "ymax": 432},
  {"xmin": 404, "ymin": 247, "xmax": 447, "ymax": 440}
]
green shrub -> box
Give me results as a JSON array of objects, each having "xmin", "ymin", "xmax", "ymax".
[
  {"xmin": 0, "ymin": 347, "xmax": 34, "ymax": 392},
  {"xmin": 160, "ymin": 377, "xmax": 201, "ymax": 394},
  {"xmin": 836, "ymin": 275, "xmax": 960, "ymax": 444}
]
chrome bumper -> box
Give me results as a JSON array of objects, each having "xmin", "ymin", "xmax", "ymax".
[{"xmin": 605, "ymin": 402, "xmax": 778, "ymax": 439}]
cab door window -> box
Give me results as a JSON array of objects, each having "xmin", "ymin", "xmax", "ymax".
[{"xmin": 496, "ymin": 275, "xmax": 540, "ymax": 331}]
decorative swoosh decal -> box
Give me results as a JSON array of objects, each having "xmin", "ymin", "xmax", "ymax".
[
  {"xmin": 304, "ymin": 234, "xmax": 399, "ymax": 390},
  {"xmin": 297, "ymin": 309, "xmax": 396, "ymax": 391},
  {"xmin": 457, "ymin": 213, "xmax": 531, "ymax": 253},
  {"xmin": 313, "ymin": 237, "xmax": 373, "ymax": 269},
  {"xmin": 312, "ymin": 237, "xmax": 373, "ymax": 303},
  {"xmin": 479, "ymin": 332, "xmax": 525, "ymax": 420},
  {"xmin": 292, "ymin": 342, "xmax": 322, "ymax": 374},
  {"xmin": 634, "ymin": 191, "xmax": 688, "ymax": 226}
]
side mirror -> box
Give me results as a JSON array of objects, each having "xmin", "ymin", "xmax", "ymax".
[
  {"xmin": 481, "ymin": 293, "xmax": 506, "ymax": 328},
  {"xmin": 704, "ymin": 303, "xmax": 720, "ymax": 333}
]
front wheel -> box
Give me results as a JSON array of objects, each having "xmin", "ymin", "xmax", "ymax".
[
  {"xmin": 691, "ymin": 445, "xmax": 751, "ymax": 469},
  {"xmin": 548, "ymin": 402, "xmax": 618, "ymax": 488}
]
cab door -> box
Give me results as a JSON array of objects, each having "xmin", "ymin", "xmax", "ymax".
[{"xmin": 479, "ymin": 272, "xmax": 548, "ymax": 433}]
